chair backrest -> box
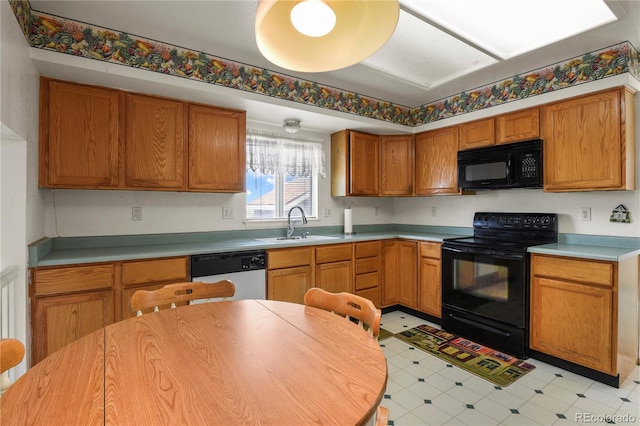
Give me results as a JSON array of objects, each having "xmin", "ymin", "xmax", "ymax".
[
  {"xmin": 130, "ymin": 280, "xmax": 235, "ymax": 316},
  {"xmin": 303, "ymin": 288, "xmax": 381, "ymax": 339},
  {"xmin": 375, "ymin": 405, "xmax": 389, "ymax": 426},
  {"xmin": 0, "ymin": 338, "xmax": 25, "ymax": 374}
]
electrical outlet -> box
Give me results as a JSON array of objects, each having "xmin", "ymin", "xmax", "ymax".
[
  {"xmin": 374, "ymin": 206, "xmax": 379, "ymax": 216},
  {"xmin": 323, "ymin": 208, "xmax": 331, "ymax": 217},
  {"xmin": 222, "ymin": 207, "xmax": 233, "ymax": 219},
  {"xmin": 431, "ymin": 206, "xmax": 437, "ymax": 217},
  {"xmin": 580, "ymin": 207, "xmax": 591, "ymax": 221},
  {"xmin": 132, "ymin": 207, "xmax": 142, "ymax": 221}
]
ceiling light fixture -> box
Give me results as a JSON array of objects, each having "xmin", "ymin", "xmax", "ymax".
[
  {"xmin": 283, "ymin": 119, "xmax": 301, "ymax": 133},
  {"xmin": 255, "ymin": 0, "xmax": 400, "ymax": 73}
]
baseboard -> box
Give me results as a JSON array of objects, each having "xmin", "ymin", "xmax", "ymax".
[
  {"xmin": 529, "ymin": 350, "xmax": 620, "ymax": 388},
  {"xmin": 381, "ymin": 305, "xmax": 442, "ymax": 326}
]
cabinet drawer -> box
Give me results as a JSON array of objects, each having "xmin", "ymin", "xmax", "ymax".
[
  {"xmin": 357, "ymin": 287, "xmax": 381, "ymax": 308},
  {"xmin": 532, "ymin": 255, "xmax": 613, "ymax": 287},
  {"xmin": 122, "ymin": 257, "xmax": 189, "ymax": 286},
  {"xmin": 33, "ymin": 264, "xmax": 114, "ymax": 296},
  {"xmin": 315, "ymin": 244, "xmax": 352, "ymax": 264},
  {"xmin": 420, "ymin": 242, "xmax": 441, "ymax": 259},
  {"xmin": 355, "ymin": 272, "xmax": 379, "ymax": 291},
  {"xmin": 355, "ymin": 241, "xmax": 380, "ymax": 258},
  {"xmin": 268, "ymin": 247, "xmax": 312, "ymax": 269},
  {"xmin": 355, "ymin": 257, "xmax": 380, "ymax": 275}
]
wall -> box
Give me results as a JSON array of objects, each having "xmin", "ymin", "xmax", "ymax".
[
  {"xmin": 396, "ymin": 80, "xmax": 640, "ymax": 238},
  {"xmin": 0, "ymin": 1, "xmax": 43, "ymax": 375},
  {"xmin": 44, "ymin": 121, "xmax": 395, "ymax": 237}
]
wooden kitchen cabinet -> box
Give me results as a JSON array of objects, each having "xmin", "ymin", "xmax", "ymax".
[
  {"xmin": 543, "ymin": 87, "xmax": 635, "ymax": 191},
  {"xmin": 496, "ymin": 107, "xmax": 540, "ymax": 144},
  {"xmin": 417, "ymin": 242, "xmax": 442, "ymax": 318},
  {"xmin": 331, "ymin": 130, "xmax": 380, "ymax": 196},
  {"xmin": 39, "ymin": 78, "xmax": 120, "ymax": 188},
  {"xmin": 188, "ymin": 104, "xmax": 246, "ymax": 192},
  {"xmin": 315, "ymin": 244, "xmax": 353, "ymax": 293},
  {"xmin": 121, "ymin": 256, "xmax": 189, "ymax": 319},
  {"xmin": 267, "ymin": 247, "xmax": 313, "ymax": 304},
  {"xmin": 382, "ymin": 240, "xmax": 417, "ymax": 308},
  {"xmin": 414, "ymin": 126, "xmax": 460, "ymax": 195},
  {"xmin": 380, "ymin": 134, "xmax": 414, "ymax": 196},
  {"xmin": 124, "ymin": 93, "xmax": 186, "ymax": 189},
  {"xmin": 530, "ymin": 253, "xmax": 638, "ymax": 384},
  {"xmin": 30, "ymin": 263, "xmax": 116, "ymax": 364},
  {"xmin": 459, "ymin": 117, "xmax": 495, "ymax": 150},
  {"xmin": 39, "ymin": 77, "xmax": 246, "ymax": 193},
  {"xmin": 354, "ymin": 241, "xmax": 382, "ymax": 307}
]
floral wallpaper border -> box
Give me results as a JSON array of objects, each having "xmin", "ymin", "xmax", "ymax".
[{"xmin": 9, "ymin": 0, "xmax": 640, "ymax": 127}]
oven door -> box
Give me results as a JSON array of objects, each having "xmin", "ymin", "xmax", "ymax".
[{"xmin": 442, "ymin": 244, "xmax": 527, "ymax": 327}]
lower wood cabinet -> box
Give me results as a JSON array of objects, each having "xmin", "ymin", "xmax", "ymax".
[
  {"xmin": 417, "ymin": 242, "xmax": 442, "ymax": 318},
  {"xmin": 30, "ymin": 256, "xmax": 189, "ymax": 364},
  {"xmin": 382, "ymin": 240, "xmax": 418, "ymax": 308},
  {"xmin": 354, "ymin": 241, "xmax": 382, "ymax": 307},
  {"xmin": 267, "ymin": 247, "xmax": 313, "ymax": 304},
  {"xmin": 31, "ymin": 263, "xmax": 116, "ymax": 365},
  {"xmin": 530, "ymin": 253, "xmax": 638, "ymax": 383},
  {"xmin": 315, "ymin": 244, "xmax": 353, "ymax": 293}
]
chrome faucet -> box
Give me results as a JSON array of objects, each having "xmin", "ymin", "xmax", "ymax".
[{"xmin": 286, "ymin": 206, "xmax": 308, "ymax": 239}]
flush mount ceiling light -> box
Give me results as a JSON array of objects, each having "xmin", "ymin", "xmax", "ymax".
[
  {"xmin": 255, "ymin": 0, "xmax": 400, "ymax": 73},
  {"xmin": 283, "ymin": 119, "xmax": 301, "ymax": 133}
]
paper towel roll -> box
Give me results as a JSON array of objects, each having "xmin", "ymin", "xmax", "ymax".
[{"xmin": 344, "ymin": 209, "xmax": 353, "ymax": 234}]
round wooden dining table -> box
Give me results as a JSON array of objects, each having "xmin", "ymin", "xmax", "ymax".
[{"xmin": 1, "ymin": 299, "xmax": 388, "ymax": 425}]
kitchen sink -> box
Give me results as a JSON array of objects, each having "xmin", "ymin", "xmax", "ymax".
[{"xmin": 254, "ymin": 235, "xmax": 340, "ymax": 244}]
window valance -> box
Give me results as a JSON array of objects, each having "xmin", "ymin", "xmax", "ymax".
[{"xmin": 246, "ymin": 131, "xmax": 326, "ymax": 178}]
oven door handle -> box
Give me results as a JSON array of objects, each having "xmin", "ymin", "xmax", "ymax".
[
  {"xmin": 448, "ymin": 314, "xmax": 512, "ymax": 337},
  {"xmin": 442, "ymin": 245, "xmax": 526, "ymax": 260}
]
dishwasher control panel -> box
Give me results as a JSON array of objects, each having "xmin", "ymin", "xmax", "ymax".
[{"xmin": 191, "ymin": 250, "xmax": 266, "ymax": 277}]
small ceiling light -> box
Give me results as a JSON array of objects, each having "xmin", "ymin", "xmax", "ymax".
[
  {"xmin": 291, "ymin": 1, "xmax": 336, "ymax": 37},
  {"xmin": 255, "ymin": 0, "xmax": 400, "ymax": 73},
  {"xmin": 283, "ymin": 119, "xmax": 301, "ymax": 133}
]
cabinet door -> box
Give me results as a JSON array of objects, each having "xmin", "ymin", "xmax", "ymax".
[
  {"xmin": 543, "ymin": 88, "xmax": 629, "ymax": 191},
  {"xmin": 316, "ymin": 261, "xmax": 353, "ymax": 294},
  {"xmin": 531, "ymin": 277, "xmax": 613, "ymax": 374},
  {"xmin": 382, "ymin": 240, "xmax": 417, "ymax": 307},
  {"xmin": 496, "ymin": 108, "xmax": 540, "ymax": 144},
  {"xmin": 267, "ymin": 266, "xmax": 312, "ymax": 304},
  {"xmin": 380, "ymin": 135, "xmax": 414, "ymax": 195},
  {"xmin": 418, "ymin": 257, "xmax": 441, "ymax": 318},
  {"xmin": 42, "ymin": 79, "xmax": 120, "ymax": 188},
  {"xmin": 32, "ymin": 290, "xmax": 114, "ymax": 365},
  {"xmin": 459, "ymin": 117, "xmax": 495, "ymax": 150},
  {"xmin": 415, "ymin": 126, "xmax": 460, "ymax": 195},
  {"xmin": 349, "ymin": 131, "xmax": 380, "ymax": 195},
  {"xmin": 125, "ymin": 94, "xmax": 186, "ymax": 189},
  {"xmin": 188, "ymin": 105, "xmax": 246, "ymax": 192}
]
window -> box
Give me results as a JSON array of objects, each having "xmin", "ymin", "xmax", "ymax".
[{"xmin": 246, "ymin": 131, "xmax": 325, "ymax": 220}]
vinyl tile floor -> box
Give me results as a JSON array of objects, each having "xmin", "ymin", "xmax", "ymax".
[{"xmin": 379, "ymin": 311, "xmax": 640, "ymax": 426}]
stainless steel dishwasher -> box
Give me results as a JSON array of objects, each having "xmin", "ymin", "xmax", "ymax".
[{"xmin": 190, "ymin": 250, "xmax": 267, "ymax": 300}]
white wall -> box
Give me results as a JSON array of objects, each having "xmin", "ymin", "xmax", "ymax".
[
  {"xmin": 44, "ymin": 121, "xmax": 395, "ymax": 237},
  {"xmin": 1, "ymin": 1, "xmax": 43, "ymax": 375},
  {"xmin": 396, "ymin": 81, "xmax": 640, "ymax": 238}
]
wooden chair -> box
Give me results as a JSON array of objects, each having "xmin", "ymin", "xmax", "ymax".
[
  {"xmin": 303, "ymin": 288, "xmax": 381, "ymax": 339},
  {"xmin": 1, "ymin": 338, "xmax": 25, "ymax": 394},
  {"xmin": 130, "ymin": 280, "xmax": 235, "ymax": 316},
  {"xmin": 375, "ymin": 405, "xmax": 389, "ymax": 426}
]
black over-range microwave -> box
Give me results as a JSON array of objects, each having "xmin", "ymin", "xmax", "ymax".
[{"xmin": 458, "ymin": 139, "xmax": 543, "ymax": 190}]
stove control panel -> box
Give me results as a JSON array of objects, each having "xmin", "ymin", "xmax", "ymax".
[{"xmin": 473, "ymin": 212, "xmax": 557, "ymax": 231}]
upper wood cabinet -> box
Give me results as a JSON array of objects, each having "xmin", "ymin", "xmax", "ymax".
[
  {"xmin": 543, "ymin": 87, "xmax": 635, "ymax": 191},
  {"xmin": 40, "ymin": 78, "xmax": 120, "ymax": 188},
  {"xmin": 125, "ymin": 93, "xmax": 186, "ymax": 189},
  {"xmin": 496, "ymin": 107, "xmax": 540, "ymax": 144},
  {"xmin": 331, "ymin": 130, "xmax": 380, "ymax": 196},
  {"xmin": 39, "ymin": 77, "xmax": 246, "ymax": 193},
  {"xmin": 459, "ymin": 117, "xmax": 495, "ymax": 150},
  {"xmin": 380, "ymin": 134, "xmax": 414, "ymax": 196},
  {"xmin": 188, "ymin": 104, "xmax": 246, "ymax": 192},
  {"xmin": 414, "ymin": 126, "xmax": 460, "ymax": 195}
]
